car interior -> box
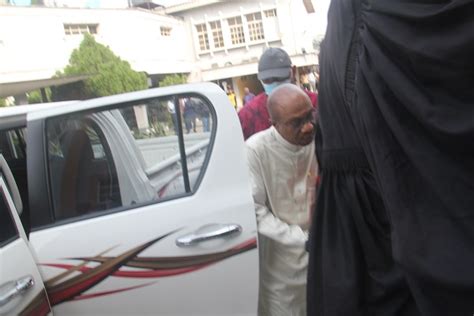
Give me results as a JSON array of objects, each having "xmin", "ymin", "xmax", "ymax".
[
  {"xmin": 48, "ymin": 118, "xmax": 121, "ymax": 220},
  {"xmin": 0, "ymin": 129, "xmax": 30, "ymax": 230}
]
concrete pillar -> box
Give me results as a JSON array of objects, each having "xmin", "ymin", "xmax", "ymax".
[{"xmin": 14, "ymin": 93, "xmax": 28, "ymax": 105}]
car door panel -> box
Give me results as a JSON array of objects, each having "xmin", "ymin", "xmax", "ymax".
[
  {"xmin": 0, "ymin": 174, "xmax": 52, "ymax": 316},
  {"xmin": 30, "ymin": 185, "xmax": 258, "ymax": 315},
  {"xmin": 27, "ymin": 83, "xmax": 258, "ymax": 315}
]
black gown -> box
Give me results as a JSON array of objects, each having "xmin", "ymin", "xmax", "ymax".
[{"xmin": 307, "ymin": 0, "xmax": 474, "ymax": 315}]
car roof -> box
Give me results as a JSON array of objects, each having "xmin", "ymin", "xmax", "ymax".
[{"xmin": 0, "ymin": 101, "xmax": 79, "ymax": 130}]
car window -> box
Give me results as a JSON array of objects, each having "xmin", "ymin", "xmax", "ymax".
[
  {"xmin": 0, "ymin": 128, "xmax": 26, "ymax": 160},
  {"xmin": 0, "ymin": 129, "xmax": 29, "ymax": 228},
  {"xmin": 46, "ymin": 95, "xmax": 214, "ymax": 222},
  {"xmin": 181, "ymin": 97, "xmax": 213, "ymax": 191},
  {"xmin": 0, "ymin": 184, "xmax": 19, "ymax": 247}
]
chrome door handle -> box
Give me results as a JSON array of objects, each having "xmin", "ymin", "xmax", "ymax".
[
  {"xmin": 176, "ymin": 223, "xmax": 242, "ymax": 247},
  {"xmin": 0, "ymin": 275, "xmax": 35, "ymax": 307}
]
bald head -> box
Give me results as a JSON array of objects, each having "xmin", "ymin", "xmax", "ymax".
[
  {"xmin": 267, "ymin": 84, "xmax": 311, "ymax": 124},
  {"xmin": 266, "ymin": 83, "xmax": 315, "ymax": 146}
]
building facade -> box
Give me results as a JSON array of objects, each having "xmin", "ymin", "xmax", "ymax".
[
  {"xmin": 0, "ymin": 5, "xmax": 190, "ymax": 83},
  {"xmin": 164, "ymin": 0, "xmax": 322, "ymax": 107},
  {"xmin": 0, "ymin": 0, "xmax": 324, "ymax": 106}
]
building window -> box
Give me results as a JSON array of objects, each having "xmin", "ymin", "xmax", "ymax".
[
  {"xmin": 64, "ymin": 24, "xmax": 98, "ymax": 35},
  {"xmin": 195, "ymin": 23, "xmax": 210, "ymax": 51},
  {"xmin": 264, "ymin": 9, "xmax": 277, "ymax": 18},
  {"xmin": 160, "ymin": 26, "xmax": 172, "ymax": 36},
  {"xmin": 227, "ymin": 16, "xmax": 245, "ymax": 45},
  {"xmin": 246, "ymin": 13, "xmax": 264, "ymax": 41},
  {"xmin": 209, "ymin": 21, "xmax": 224, "ymax": 49}
]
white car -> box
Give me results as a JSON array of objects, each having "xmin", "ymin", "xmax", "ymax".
[{"xmin": 0, "ymin": 83, "xmax": 258, "ymax": 315}]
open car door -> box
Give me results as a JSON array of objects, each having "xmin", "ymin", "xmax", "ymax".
[
  {"xmin": 26, "ymin": 83, "xmax": 259, "ymax": 315},
  {"xmin": 0, "ymin": 155, "xmax": 52, "ymax": 316}
]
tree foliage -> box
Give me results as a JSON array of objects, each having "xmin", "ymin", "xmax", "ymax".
[
  {"xmin": 159, "ymin": 74, "xmax": 187, "ymax": 87},
  {"xmin": 28, "ymin": 88, "xmax": 51, "ymax": 104},
  {"xmin": 57, "ymin": 34, "xmax": 148, "ymax": 99},
  {"xmin": 312, "ymin": 35, "xmax": 324, "ymax": 52}
]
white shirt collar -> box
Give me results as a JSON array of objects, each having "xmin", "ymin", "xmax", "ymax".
[{"xmin": 270, "ymin": 126, "xmax": 304, "ymax": 152}]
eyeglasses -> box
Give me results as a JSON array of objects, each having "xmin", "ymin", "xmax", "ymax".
[{"xmin": 280, "ymin": 109, "xmax": 316, "ymax": 130}]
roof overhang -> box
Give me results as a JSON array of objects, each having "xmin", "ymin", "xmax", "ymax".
[
  {"xmin": 133, "ymin": 60, "xmax": 193, "ymax": 75},
  {"xmin": 0, "ymin": 75, "xmax": 91, "ymax": 98},
  {"xmin": 200, "ymin": 53, "xmax": 318, "ymax": 82},
  {"xmin": 133, "ymin": 1, "xmax": 164, "ymax": 10}
]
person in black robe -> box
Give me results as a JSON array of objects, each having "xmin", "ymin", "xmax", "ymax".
[{"xmin": 307, "ymin": 1, "xmax": 474, "ymax": 315}]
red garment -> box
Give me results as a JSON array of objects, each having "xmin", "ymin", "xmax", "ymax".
[{"xmin": 238, "ymin": 90, "xmax": 318, "ymax": 140}]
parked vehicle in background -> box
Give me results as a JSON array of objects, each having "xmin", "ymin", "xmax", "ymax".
[{"xmin": 0, "ymin": 83, "xmax": 258, "ymax": 315}]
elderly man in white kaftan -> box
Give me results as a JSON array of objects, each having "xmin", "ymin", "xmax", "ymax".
[{"xmin": 246, "ymin": 84, "xmax": 317, "ymax": 316}]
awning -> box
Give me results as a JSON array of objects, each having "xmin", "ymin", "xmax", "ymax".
[
  {"xmin": 0, "ymin": 75, "xmax": 91, "ymax": 98},
  {"xmin": 200, "ymin": 53, "xmax": 318, "ymax": 82}
]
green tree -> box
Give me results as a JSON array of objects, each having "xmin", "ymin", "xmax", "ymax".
[
  {"xmin": 57, "ymin": 33, "xmax": 147, "ymax": 99},
  {"xmin": 0, "ymin": 99, "xmax": 6, "ymax": 107},
  {"xmin": 159, "ymin": 74, "xmax": 187, "ymax": 87},
  {"xmin": 312, "ymin": 35, "xmax": 324, "ymax": 52},
  {"xmin": 27, "ymin": 88, "xmax": 51, "ymax": 104}
]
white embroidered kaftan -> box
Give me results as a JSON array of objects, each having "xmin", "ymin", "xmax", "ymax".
[{"xmin": 246, "ymin": 126, "xmax": 317, "ymax": 316}]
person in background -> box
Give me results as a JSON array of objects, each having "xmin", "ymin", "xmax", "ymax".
[
  {"xmin": 238, "ymin": 47, "xmax": 318, "ymax": 140},
  {"xmin": 308, "ymin": 71, "xmax": 317, "ymax": 92},
  {"xmin": 167, "ymin": 100, "xmax": 178, "ymax": 134},
  {"xmin": 227, "ymin": 87, "xmax": 237, "ymax": 110},
  {"xmin": 300, "ymin": 72, "xmax": 311, "ymax": 91},
  {"xmin": 246, "ymin": 83, "xmax": 317, "ymax": 316},
  {"xmin": 183, "ymin": 98, "xmax": 197, "ymax": 133},
  {"xmin": 243, "ymin": 87, "xmax": 256, "ymax": 106},
  {"xmin": 195, "ymin": 98, "xmax": 210, "ymax": 132}
]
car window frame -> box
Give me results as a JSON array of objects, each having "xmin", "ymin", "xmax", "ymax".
[
  {"xmin": 0, "ymin": 177, "xmax": 20, "ymax": 248},
  {"xmin": 30, "ymin": 92, "xmax": 217, "ymax": 230}
]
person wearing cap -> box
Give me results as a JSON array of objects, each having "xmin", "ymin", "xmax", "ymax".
[
  {"xmin": 246, "ymin": 83, "xmax": 318, "ymax": 316},
  {"xmin": 238, "ymin": 47, "xmax": 318, "ymax": 140}
]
